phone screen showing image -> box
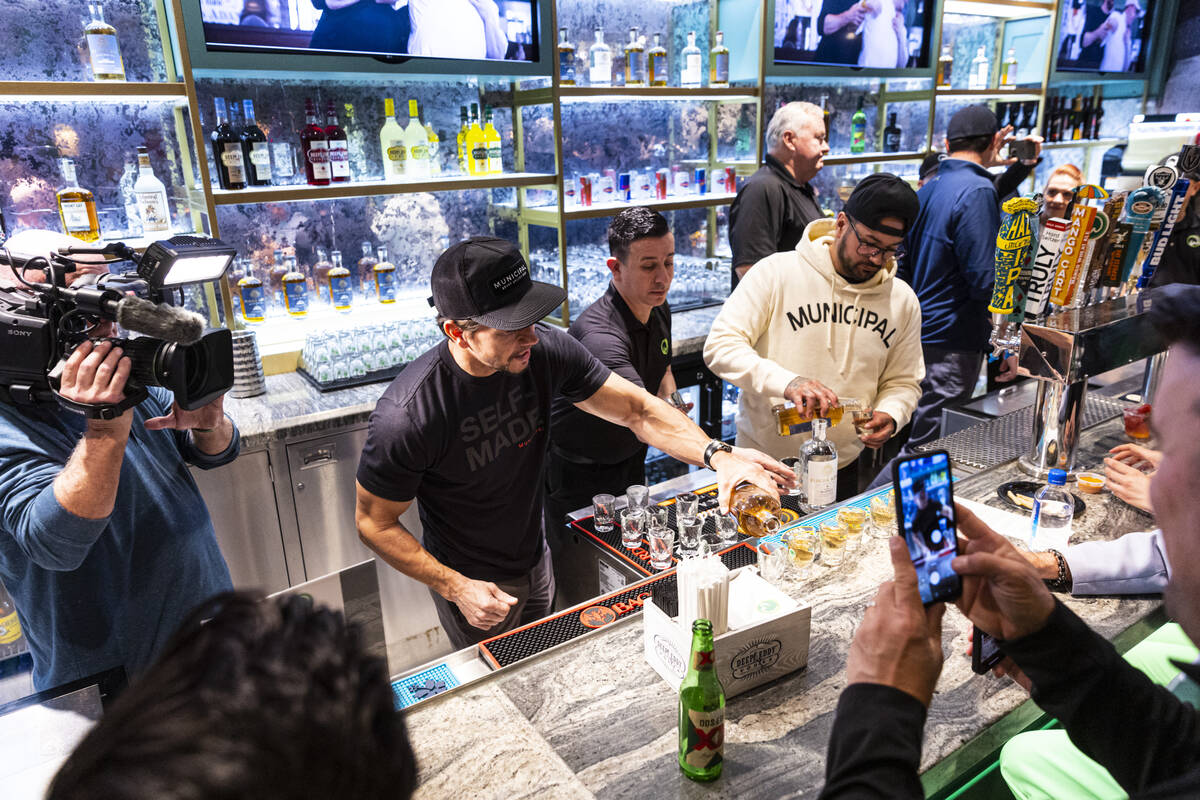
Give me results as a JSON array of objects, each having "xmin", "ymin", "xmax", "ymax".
[{"xmin": 894, "ymin": 450, "xmax": 962, "ymax": 605}]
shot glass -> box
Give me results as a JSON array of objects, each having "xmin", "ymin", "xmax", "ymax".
[
  {"xmin": 782, "ymin": 457, "xmax": 803, "ymax": 497},
  {"xmin": 785, "ymin": 526, "xmax": 821, "ymax": 579},
  {"xmin": 648, "ymin": 527, "xmax": 675, "ymax": 571},
  {"xmin": 837, "ymin": 506, "xmax": 868, "ymax": 553},
  {"xmin": 626, "ymin": 484, "xmax": 650, "ymax": 512},
  {"xmin": 757, "ymin": 539, "xmax": 788, "ymax": 585},
  {"xmin": 851, "ymin": 405, "xmax": 875, "ymax": 435},
  {"xmin": 675, "ymin": 492, "xmax": 700, "ymax": 523},
  {"xmin": 678, "ymin": 517, "xmax": 703, "ymax": 557},
  {"xmin": 821, "ymin": 519, "xmax": 849, "ymax": 568},
  {"xmin": 714, "ymin": 515, "xmax": 739, "ymax": 546},
  {"xmin": 869, "ymin": 492, "xmax": 896, "ymax": 539},
  {"xmin": 622, "ymin": 508, "xmax": 647, "ymax": 550},
  {"xmin": 592, "ymin": 493, "xmax": 615, "ymax": 532},
  {"xmin": 647, "ymin": 505, "xmax": 670, "ymax": 529}
]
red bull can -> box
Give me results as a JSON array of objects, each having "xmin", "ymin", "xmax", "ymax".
[
  {"xmin": 693, "ymin": 168, "xmax": 706, "ymax": 195},
  {"xmin": 618, "ymin": 172, "xmax": 632, "ymax": 202}
]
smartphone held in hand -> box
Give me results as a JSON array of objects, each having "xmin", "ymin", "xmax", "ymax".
[{"xmin": 892, "ymin": 450, "xmax": 962, "ymax": 605}]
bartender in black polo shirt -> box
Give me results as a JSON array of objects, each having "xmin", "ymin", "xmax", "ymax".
[
  {"xmin": 545, "ymin": 208, "xmax": 680, "ymax": 538},
  {"xmin": 729, "ymin": 101, "xmax": 827, "ymax": 289}
]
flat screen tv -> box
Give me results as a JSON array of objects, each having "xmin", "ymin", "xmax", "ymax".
[
  {"xmin": 196, "ymin": 0, "xmax": 539, "ymax": 65},
  {"xmin": 772, "ymin": 0, "xmax": 936, "ymax": 70},
  {"xmin": 1054, "ymin": 0, "xmax": 1154, "ymax": 74}
]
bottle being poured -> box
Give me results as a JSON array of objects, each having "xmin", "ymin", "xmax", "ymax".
[{"xmin": 730, "ymin": 482, "xmax": 781, "ymax": 538}]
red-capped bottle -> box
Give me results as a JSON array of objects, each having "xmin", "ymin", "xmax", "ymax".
[
  {"xmin": 300, "ymin": 98, "xmax": 331, "ymax": 187},
  {"xmin": 324, "ymin": 100, "xmax": 350, "ymax": 183}
]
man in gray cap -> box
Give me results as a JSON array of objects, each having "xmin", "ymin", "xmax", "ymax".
[
  {"xmin": 354, "ymin": 237, "xmax": 790, "ymax": 648},
  {"xmin": 705, "ymin": 174, "xmax": 925, "ymax": 500}
]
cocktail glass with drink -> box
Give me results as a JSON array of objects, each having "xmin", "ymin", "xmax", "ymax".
[
  {"xmin": 837, "ymin": 505, "xmax": 868, "ymax": 552},
  {"xmin": 821, "ymin": 519, "xmax": 849, "ymax": 567},
  {"xmin": 869, "ymin": 491, "xmax": 896, "ymax": 538},
  {"xmin": 1123, "ymin": 403, "xmax": 1152, "ymax": 441}
]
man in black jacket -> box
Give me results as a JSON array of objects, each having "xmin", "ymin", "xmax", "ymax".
[{"xmin": 821, "ymin": 283, "xmax": 1200, "ymax": 798}]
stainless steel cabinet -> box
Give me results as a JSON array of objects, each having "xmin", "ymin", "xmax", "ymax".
[{"xmin": 190, "ymin": 449, "xmax": 291, "ymax": 594}]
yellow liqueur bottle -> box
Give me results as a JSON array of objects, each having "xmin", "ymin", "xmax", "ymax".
[
  {"xmin": 466, "ymin": 103, "xmax": 487, "ymax": 176},
  {"xmin": 380, "ymin": 98, "xmax": 406, "ymax": 179},
  {"xmin": 56, "ymin": 158, "xmax": 101, "ymax": 242}
]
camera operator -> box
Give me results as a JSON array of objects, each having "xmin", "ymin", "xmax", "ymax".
[{"xmin": 0, "ymin": 231, "xmax": 240, "ymax": 691}]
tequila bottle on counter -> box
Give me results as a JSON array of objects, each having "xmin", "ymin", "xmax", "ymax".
[
  {"xmin": 133, "ymin": 146, "xmax": 170, "ymax": 234},
  {"xmin": 237, "ymin": 261, "xmax": 266, "ymax": 324},
  {"xmin": 709, "ymin": 31, "xmax": 729, "ymax": 88},
  {"xmin": 357, "ymin": 241, "xmax": 377, "ymax": 297},
  {"xmin": 558, "ymin": 27, "xmax": 577, "ymax": 85},
  {"xmin": 969, "ymin": 46, "xmax": 989, "ymax": 90},
  {"xmin": 681, "ymin": 31, "xmax": 703, "ymax": 88},
  {"xmin": 648, "ymin": 33, "xmax": 668, "ymax": 86},
  {"xmin": 240, "ymin": 100, "xmax": 272, "ymax": 186},
  {"xmin": 211, "ymin": 98, "xmax": 247, "ymax": 190},
  {"xmin": 883, "ymin": 111, "xmax": 901, "ymax": 153},
  {"xmin": 300, "ymin": 98, "xmax": 331, "ymax": 186},
  {"xmin": 624, "ymin": 27, "xmax": 645, "ymax": 86},
  {"xmin": 678, "ymin": 619, "xmax": 724, "ymax": 782},
  {"xmin": 373, "ymin": 245, "xmax": 397, "ymax": 304},
  {"xmin": 483, "ymin": 107, "xmax": 502, "ymax": 174},
  {"xmin": 327, "ymin": 250, "xmax": 353, "ymax": 313},
  {"xmin": 936, "ymin": 45, "xmax": 953, "ymax": 88},
  {"xmin": 801, "ymin": 418, "xmax": 838, "ymax": 510},
  {"xmin": 730, "ymin": 482, "xmax": 781, "ymax": 538},
  {"xmin": 850, "ymin": 96, "xmax": 867, "ymax": 153},
  {"xmin": 404, "ymin": 99, "xmax": 431, "ymax": 178},
  {"xmin": 56, "ymin": 158, "xmax": 100, "ymax": 242},
  {"xmin": 1001, "ymin": 48, "xmax": 1018, "ymax": 86},
  {"xmin": 325, "ymin": 101, "xmax": 350, "ymax": 183},
  {"xmin": 380, "ymin": 98, "xmax": 406, "ymax": 179},
  {"xmin": 281, "ymin": 255, "xmax": 310, "ymax": 318},
  {"xmin": 84, "ymin": 2, "xmax": 125, "ymax": 81},
  {"xmin": 589, "ymin": 27, "xmax": 612, "ymax": 87}
]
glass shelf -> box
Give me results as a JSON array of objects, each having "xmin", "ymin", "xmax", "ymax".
[
  {"xmin": 943, "ymin": 0, "xmax": 1055, "ymax": 18},
  {"xmin": 936, "ymin": 87, "xmax": 1045, "ymax": 99},
  {"xmin": 517, "ymin": 191, "xmax": 738, "ymax": 224},
  {"xmin": 823, "ymin": 151, "xmax": 928, "ymax": 166},
  {"xmin": 558, "ymin": 86, "xmax": 759, "ymax": 103},
  {"xmin": 0, "ymin": 82, "xmax": 188, "ymax": 101},
  {"xmin": 1042, "ymin": 138, "xmax": 1127, "ymax": 150},
  {"xmin": 209, "ymin": 172, "xmax": 558, "ymax": 205}
]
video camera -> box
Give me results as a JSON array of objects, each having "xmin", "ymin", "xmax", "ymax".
[{"xmin": 0, "ymin": 234, "xmax": 237, "ymax": 420}]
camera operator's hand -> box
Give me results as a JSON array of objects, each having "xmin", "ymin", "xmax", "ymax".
[
  {"xmin": 145, "ymin": 395, "xmax": 234, "ymax": 455},
  {"xmin": 59, "ymin": 340, "xmax": 133, "ymax": 434}
]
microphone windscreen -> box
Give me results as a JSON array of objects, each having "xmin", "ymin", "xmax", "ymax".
[{"xmin": 115, "ymin": 296, "xmax": 205, "ymax": 344}]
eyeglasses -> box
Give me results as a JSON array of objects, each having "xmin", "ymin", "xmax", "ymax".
[{"xmin": 846, "ymin": 216, "xmax": 905, "ymax": 261}]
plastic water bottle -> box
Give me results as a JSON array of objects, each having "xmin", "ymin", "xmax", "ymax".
[{"xmin": 1031, "ymin": 469, "xmax": 1073, "ymax": 552}]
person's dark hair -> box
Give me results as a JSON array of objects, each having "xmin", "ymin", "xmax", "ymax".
[
  {"xmin": 607, "ymin": 207, "xmax": 670, "ymax": 261},
  {"xmin": 436, "ymin": 315, "xmax": 484, "ymax": 339},
  {"xmin": 46, "ymin": 592, "xmax": 417, "ymax": 800},
  {"xmin": 1151, "ymin": 284, "xmax": 1200, "ymax": 353},
  {"xmin": 947, "ymin": 135, "xmax": 993, "ymax": 155},
  {"xmin": 913, "ymin": 477, "xmax": 926, "ymax": 493}
]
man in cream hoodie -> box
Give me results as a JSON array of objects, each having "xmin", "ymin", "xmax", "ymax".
[{"xmin": 705, "ymin": 174, "xmax": 925, "ymax": 499}]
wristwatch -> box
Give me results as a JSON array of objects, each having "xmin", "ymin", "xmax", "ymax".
[{"xmin": 703, "ymin": 440, "xmax": 732, "ymax": 470}]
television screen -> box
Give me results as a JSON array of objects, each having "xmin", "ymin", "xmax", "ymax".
[
  {"xmin": 1055, "ymin": 0, "xmax": 1153, "ymax": 73},
  {"xmin": 197, "ymin": 0, "xmax": 539, "ymax": 63},
  {"xmin": 773, "ymin": 0, "xmax": 935, "ymax": 69}
]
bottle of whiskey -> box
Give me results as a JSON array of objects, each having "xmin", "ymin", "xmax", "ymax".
[
  {"xmin": 681, "ymin": 31, "xmax": 703, "ymax": 88},
  {"xmin": 357, "ymin": 240, "xmax": 377, "ymax": 297},
  {"xmin": 1000, "ymin": 48, "xmax": 1018, "ymax": 86},
  {"xmin": 373, "ymin": 245, "xmax": 397, "ymax": 304},
  {"xmin": 624, "ymin": 27, "xmax": 645, "ymax": 87},
  {"xmin": 300, "ymin": 98, "xmax": 331, "ymax": 186},
  {"xmin": 84, "ymin": 2, "xmax": 125, "ymax": 82},
  {"xmin": 801, "ymin": 418, "xmax": 838, "ymax": 510},
  {"xmin": 483, "ymin": 107, "xmax": 502, "ymax": 175},
  {"xmin": 312, "ymin": 247, "xmax": 334, "ymax": 303},
  {"xmin": 558, "ymin": 28, "xmax": 577, "ymax": 86},
  {"xmin": 133, "ymin": 146, "xmax": 170, "ymax": 234},
  {"xmin": 589, "ymin": 27, "xmax": 612, "ymax": 87},
  {"xmin": 325, "ymin": 101, "xmax": 350, "ymax": 183},
  {"xmin": 730, "ymin": 482, "xmax": 782, "ymax": 538},
  {"xmin": 281, "ymin": 255, "xmax": 310, "ymax": 318},
  {"xmin": 850, "ymin": 96, "xmax": 867, "ymax": 154},
  {"xmin": 380, "ymin": 98, "xmax": 406, "ymax": 179},
  {"xmin": 648, "ymin": 34, "xmax": 668, "ymax": 87},
  {"xmin": 239, "ymin": 100, "xmax": 272, "ymax": 186},
  {"xmin": 237, "ymin": 260, "xmax": 266, "ymax": 324},
  {"xmin": 56, "ymin": 158, "xmax": 101, "ymax": 242},
  {"xmin": 773, "ymin": 398, "xmax": 865, "ymax": 436},
  {"xmin": 268, "ymin": 247, "xmax": 287, "ymax": 310},
  {"xmin": 403, "ymin": 99, "xmax": 431, "ymax": 178},
  {"xmin": 936, "ymin": 45, "xmax": 953, "ymax": 88},
  {"xmin": 883, "ymin": 111, "xmax": 901, "ymax": 153},
  {"xmin": 211, "ymin": 98, "xmax": 247, "ymax": 190},
  {"xmin": 709, "ymin": 31, "xmax": 730, "ymax": 88},
  {"xmin": 327, "ymin": 250, "xmax": 353, "ymax": 313}
]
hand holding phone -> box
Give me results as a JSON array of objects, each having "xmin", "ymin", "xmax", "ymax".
[{"xmin": 893, "ymin": 450, "xmax": 962, "ymax": 605}]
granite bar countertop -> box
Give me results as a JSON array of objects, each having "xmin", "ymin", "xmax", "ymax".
[
  {"xmin": 402, "ymin": 418, "xmax": 1158, "ymax": 799},
  {"xmin": 224, "ymin": 306, "xmax": 724, "ymax": 450}
]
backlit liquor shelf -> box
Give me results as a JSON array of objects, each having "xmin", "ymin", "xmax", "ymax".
[
  {"xmin": 208, "ymin": 172, "xmax": 559, "ymax": 205},
  {"xmin": 0, "ymin": 81, "xmax": 189, "ymax": 100}
]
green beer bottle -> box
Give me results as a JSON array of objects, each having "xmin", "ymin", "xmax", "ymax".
[{"xmin": 678, "ymin": 618, "xmax": 725, "ymax": 781}]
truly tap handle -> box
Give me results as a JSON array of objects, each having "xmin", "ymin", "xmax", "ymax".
[
  {"xmin": 1026, "ymin": 217, "xmax": 1070, "ymax": 319},
  {"xmin": 1137, "ymin": 177, "xmax": 1190, "ymax": 289},
  {"xmin": 988, "ymin": 197, "xmax": 1039, "ymax": 316},
  {"xmin": 1113, "ymin": 186, "xmax": 1164, "ymax": 286}
]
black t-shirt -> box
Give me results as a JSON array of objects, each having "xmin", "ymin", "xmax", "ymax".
[
  {"xmin": 729, "ymin": 155, "xmax": 824, "ymax": 289},
  {"xmin": 356, "ymin": 324, "xmax": 611, "ymax": 582},
  {"xmin": 1150, "ymin": 208, "xmax": 1200, "ymax": 288},
  {"xmin": 1079, "ymin": 3, "xmax": 1110, "ymax": 68},
  {"xmin": 550, "ymin": 283, "xmax": 672, "ymax": 465},
  {"xmin": 815, "ymin": 0, "xmax": 863, "ymax": 65}
]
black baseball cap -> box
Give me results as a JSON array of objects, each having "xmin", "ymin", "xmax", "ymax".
[
  {"xmin": 919, "ymin": 151, "xmax": 945, "ymax": 180},
  {"xmin": 843, "ymin": 173, "xmax": 920, "ymax": 237},
  {"xmin": 947, "ymin": 105, "xmax": 1000, "ymax": 140},
  {"xmin": 429, "ymin": 237, "xmax": 565, "ymax": 331}
]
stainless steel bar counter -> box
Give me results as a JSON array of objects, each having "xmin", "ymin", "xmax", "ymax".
[{"xmin": 398, "ymin": 416, "xmax": 1158, "ymax": 799}]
